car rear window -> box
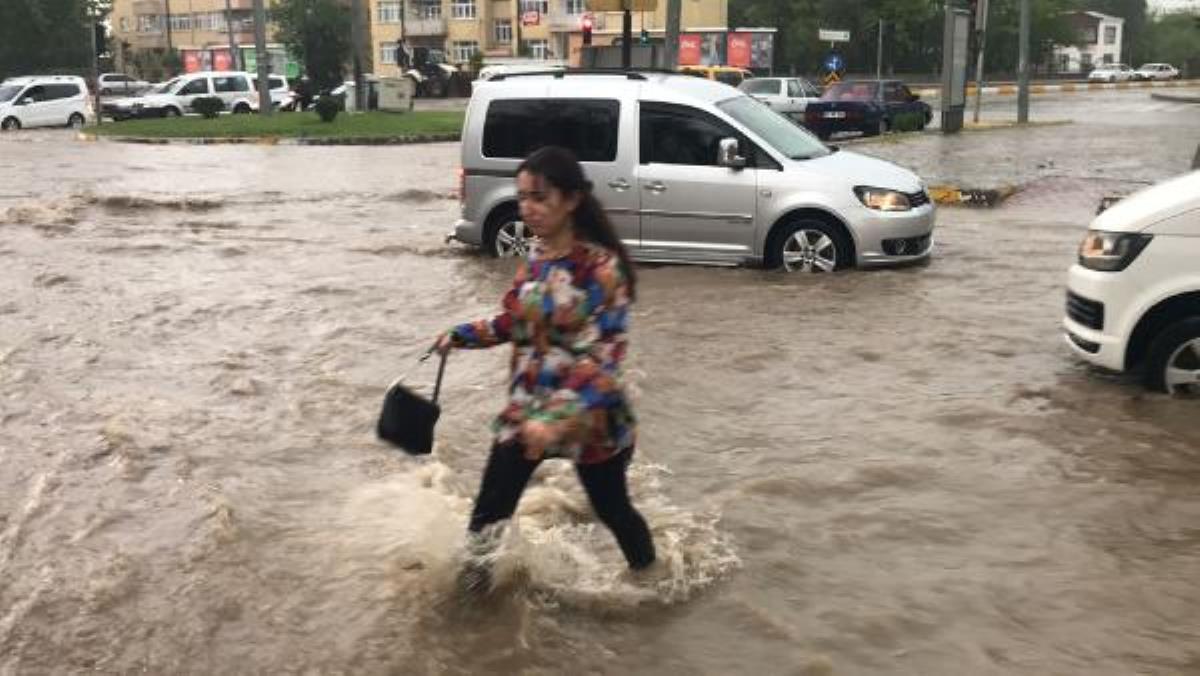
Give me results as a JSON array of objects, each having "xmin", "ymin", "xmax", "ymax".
[
  {"xmin": 482, "ymin": 98, "xmax": 620, "ymax": 162},
  {"xmin": 822, "ymin": 82, "xmax": 879, "ymax": 101}
]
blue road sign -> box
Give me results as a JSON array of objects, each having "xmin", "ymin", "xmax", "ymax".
[{"xmin": 824, "ymin": 53, "xmax": 844, "ymax": 73}]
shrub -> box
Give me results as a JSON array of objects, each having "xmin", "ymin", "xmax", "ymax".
[
  {"xmin": 892, "ymin": 111, "xmax": 925, "ymax": 133},
  {"xmin": 314, "ymin": 95, "xmax": 340, "ymax": 123},
  {"xmin": 192, "ymin": 96, "xmax": 225, "ymax": 119}
]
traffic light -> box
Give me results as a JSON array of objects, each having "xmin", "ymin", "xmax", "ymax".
[
  {"xmin": 581, "ymin": 15, "xmax": 593, "ymax": 46},
  {"xmin": 640, "ymin": 28, "xmax": 649, "ymax": 44}
]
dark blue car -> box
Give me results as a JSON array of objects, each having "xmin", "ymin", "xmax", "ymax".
[{"xmin": 803, "ymin": 80, "xmax": 932, "ymax": 140}]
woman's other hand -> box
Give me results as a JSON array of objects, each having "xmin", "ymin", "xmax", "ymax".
[{"xmin": 433, "ymin": 332, "xmax": 454, "ymax": 356}]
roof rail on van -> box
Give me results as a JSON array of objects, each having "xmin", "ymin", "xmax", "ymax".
[{"xmin": 488, "ymin": 68, "xmax": 675, "ymax": 82}]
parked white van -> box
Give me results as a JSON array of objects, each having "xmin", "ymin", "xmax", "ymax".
[
  {"xmin": 104, "ymin": 71, "xmax": 259, "ymax": 120},
  {"xmin": 450, "ymin": 70, "xmax": 936, "ymax": 272},
  {"xmin": 0, "ymin": 75, "xmax": 93, "ymax": 130},
  {"xmin": 1064, "ymin": 170, "xmax": 1200, "ymax": 394}
]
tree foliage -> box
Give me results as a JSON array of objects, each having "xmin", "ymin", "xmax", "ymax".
[
  {"xmin": 0, "ymin": 0, "xmax": 111, "ymax": 79},
  {"xmin": 272, "ymin": 0, "xmax": 352, "ymax": 92},
  {"xmin": 1137, "ymin": 11, "xmax": 1200, "ymax": 75}
]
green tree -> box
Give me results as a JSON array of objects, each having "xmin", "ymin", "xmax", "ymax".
[
  {"xmin": 0, "ymin": 0, "xmax": 110, "ymax": 79},
  {"xmin": 1137, "ymin": 11, "xmax": 1200, "ymax": 76},
  {"xmin": 272, "ymin": 0, "xmax": 352, "ymax": 92}
]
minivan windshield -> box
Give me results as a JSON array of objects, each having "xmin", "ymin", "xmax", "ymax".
[
  {"xmin": 149, "ymin": 78, "xmax": 180, "ymax": 94},
  {"xmin": 717, "ymin": 95, "xmax": 832, "ymax": 160},
  {"xmin": 0, "ymin": 85, "xmax": 22, "ymax": 103}
]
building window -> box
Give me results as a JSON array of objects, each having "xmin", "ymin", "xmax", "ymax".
[
  {"xmin": 169, "ymin": 13, "xmax": 192, "ymax": 31},
  {"xmin": 380, "ymin": 42, "xmax": 399, "ymax": 64},
  {"xmin": 494, "ymin": 19, "xmax": 512, "ymax": 43},
  {"xmin": 195, "ymin": 12, "xmax": 227, "ymax": 31},
  {"xmin": 1081, "ymin": 52, "xmax": 1093, "ymax": 69},
  {"xmin": 450, "ymin": 40, "xmax": 478, "ymax": 62},
  {"xmin": 1103, "ymin": 53, "xmax": 1114, "ymax": 64},
  {"xmin": 565, "ymin": 0, "xmax": 586, "ymax": 14},
  {"xmin": 520, "ymin": 0, "xmax": 548, "ymax": 15},
  {"xmin": 119, "ymin": 16, "xmax": 130, "ymax": 31},
  {"xmin": 451, "ymin": 0, "xmax": 475, "ymax": 19},
  {"xmin": 413, "ymin": 0, "xmax": 442, "ymax": 19},
  {"xmin": 526, "ymin": 39, "xmax": 550, "ymax": 59},
  {"xmin": 377, "ymin": 1, "xmax": 402, "ymax": 23},
  {"xmin": 1104, "ymin": 25, "xmax": 1117, "ymax": 45},
  {"xmin": 136, "ymin": 15, "xmax": 161, "ymax": 32}
]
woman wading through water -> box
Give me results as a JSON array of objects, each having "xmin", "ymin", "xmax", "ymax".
[{"xmin": 435, "ymin": 146, "xmax": 656, "ymax": 588}]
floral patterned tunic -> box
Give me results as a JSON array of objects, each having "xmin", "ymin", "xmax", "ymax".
[{"xmin": 449, "ymin": 240, "xmax": 636, "ymax": 464}]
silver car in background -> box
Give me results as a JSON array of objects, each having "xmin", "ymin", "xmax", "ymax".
[
  {"xmin": 451, "ymin": 71, "xmax": 935, "ymax": 273},
  {"xmin": 738, "ymin": 76, "xmax": 822, "ymax": 121}
]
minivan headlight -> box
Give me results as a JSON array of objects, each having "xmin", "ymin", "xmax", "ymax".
[
  {"xmin": 854, "ymin": 186, "xmax": 912, "ymax": 212},
  {"xmin": 1078, "ymin": 230, "xmax": 1152, "ymax": 271}
]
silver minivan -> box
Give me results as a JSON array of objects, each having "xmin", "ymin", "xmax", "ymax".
[{"xmin": 450, "ymin": 71, "xmax": 935, "ymax": 272}]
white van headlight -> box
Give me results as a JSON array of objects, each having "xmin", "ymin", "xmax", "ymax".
[
  {"xmin": 854, "ymin": 186, "xmax": 912, "ymax": 212},
  {"xmin": 1078, "ymin": 230, "xmax": 1152, "ymax": 271}
]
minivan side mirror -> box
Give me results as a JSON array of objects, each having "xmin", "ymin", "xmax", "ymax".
[{"xmin": 718, "ymin": 138, "xmax": 746, "ymax": 169}]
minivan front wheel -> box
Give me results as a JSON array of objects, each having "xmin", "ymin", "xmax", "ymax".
[
  {"xmin": 1144, "ymin": 317, "xmax": 1200, "ymax": 395},
  {"xmin": 1, "ymin": 117, "xmax": 20, "ymax": 131},
  {"xmin": 484, "ymin": 207, "xmax": 530, "ymax": 258},
  {"xmin": 768, "ymin": 219, "xmax": 850, "ymax": 273}
]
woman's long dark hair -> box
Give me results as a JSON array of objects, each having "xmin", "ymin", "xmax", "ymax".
[{"xmin": 517, "ymin": 146, "xmax": 638, "ymax": 301}]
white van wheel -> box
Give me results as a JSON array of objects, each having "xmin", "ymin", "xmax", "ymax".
[
  {"xmin": 491, "ymin": 219, "xmax": 530, "ymax": 258},
  {"xmin": 163, "ymin": 107, "xmax": 181, "ymax": 118},
  {"xmin": 768, "ymin": 219, "xmax": 850, "ymax": 273},
  {"xmin": 1, "ymin": 117, "xmax": 20, "ymax": 131},
  {"xmin": 68, "ymin": 113, "xmax": 85, "ymax": 129},
  {"xmin": 1144, "ymin": 317, "xmax": 1200, "ymax": 395},
  {"xmin": 233, "ymin": 103, "xmax": 251, "ymax": 114}
]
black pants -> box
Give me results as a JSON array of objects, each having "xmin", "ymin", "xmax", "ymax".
[{"xmin": 468, "ymin": 443, "xmax": 656, "ymax": 570}]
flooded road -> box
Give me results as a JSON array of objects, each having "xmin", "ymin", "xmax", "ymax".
[{"xmin": 2, "ymin": 131, "xmax": 1199, "ymax": 675}]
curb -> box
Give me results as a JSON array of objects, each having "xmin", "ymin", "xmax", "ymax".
[
  {"xmin": 927, "ymin": 184, "xmax": 1018, "ymax": 208},
  {"xmin": 81, "ymin": 132, "xmax": 462, "ymax": 146},
  {"xmin": 914, "ymin": 78, "xmax": 1200, "ymax": 99},
  {"xmin": 1150, "ymin": 92, "xmax": 1200, "ymax": 104}
]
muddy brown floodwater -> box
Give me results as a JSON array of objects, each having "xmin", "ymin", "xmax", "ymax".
[{"xmin": 2, "ymin": 131, "xmax": 1199, "ymax": 675}]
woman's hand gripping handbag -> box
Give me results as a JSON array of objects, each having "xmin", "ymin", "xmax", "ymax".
[{"xmin": 377, "ymin": 349, "xmax": 448, "ymax": 455}]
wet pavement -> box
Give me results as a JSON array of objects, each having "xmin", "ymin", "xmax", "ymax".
[{"xmin": 2, "ymin": 92, "xmax": 1200, "ymax": 674}]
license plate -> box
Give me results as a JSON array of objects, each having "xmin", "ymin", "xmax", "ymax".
[{"xmin": 823, "ymin": 111, "xmax": 846, "ymax": 119}]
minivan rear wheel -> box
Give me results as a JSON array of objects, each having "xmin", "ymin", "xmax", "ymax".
[
  {"xmin": 767, "ymin": 219, "xmax": 851, "ymax": 273},
  {"xmin": 1144, "ymin": 317, "xmax": 1200, "ymax": 395},
  {"xmin": 67, "ymin": 113, "xmax": 85, "ymax": 129},
  {"xmin": 484, "ymin": 206, "xmax": 530, "ymax": 258}
]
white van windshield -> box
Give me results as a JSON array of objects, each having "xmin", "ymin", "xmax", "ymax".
[
  {"xmin": 0, "ymin": 85, "xmax": 22, "ymax": 103},
  {"xmin": 150, "ymin": 78, "xmax": 181, "ymax": 94},
  {"xmin": 717, "ymin": 95, "xmax": 831, "ymax": 160}
]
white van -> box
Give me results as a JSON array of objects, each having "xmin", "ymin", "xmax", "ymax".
[
  {"xmin": 1064, "ymin": 170, "xmax": 1200, "ymax": 394},
  {"xmin": 450, "ymin": 70, "xmax": 935, "ymax": 273},
  {"xmin": 104, "ymin": 71, "xmax": 259, "ymax": 120},
  {"xmin": 0, "ymin": 76, "xmax": 93, "ymax": 131}
]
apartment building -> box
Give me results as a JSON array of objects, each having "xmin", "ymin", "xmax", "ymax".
[
  {"xmin": 368, "ymin": 0, "xmax": 727, "ymax": 75},
  {"xmin": 1052, "ymin": 11, "xmax": 1125, "ymax": 73},
  {"xmin": 110, "ymin": 0, "xmax": 296, "ymax": 76}
]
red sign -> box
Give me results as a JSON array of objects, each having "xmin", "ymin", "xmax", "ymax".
[
  {"xmin": 727, "ymin": 32, "xmax": 751, "ymax": 68},
  {"xmin": 678, "ymin": 34, "xmax": 701, "ymax": 66},
  {"xmin": 521, "ymin": 10, "xmax": 540, "ymax": 26},
  {"xmin": 182, "ymin": 50, "xmax": 202, "ymax": 73},
  {"xmin": 212, "ymin": 48, "xmax": 233, "ymax": 71}
]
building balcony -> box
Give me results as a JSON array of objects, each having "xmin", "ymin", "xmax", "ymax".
[{"xmin": 405, "ymin": 15, "xmax": 447, "ymax": 36}]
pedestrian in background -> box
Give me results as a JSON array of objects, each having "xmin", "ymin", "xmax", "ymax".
[{"xmin": 435, "ymin": 146, "xmax": 656, "ymax": 584}]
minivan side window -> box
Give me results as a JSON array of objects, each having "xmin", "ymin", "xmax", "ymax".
[
  {"xmin": 179, "ymin": 78, "xmax": 210, "ymax": 95},
  {"xmin": 482, "ymin": 98, "xmax": 620, "ymax": 162},
  {"xmin": 44, "ymin": 84, "xmax": 81, "ymax": 100},
  {"xmin": 213, "ymin": 76, "xmax": 249, "ymax": 93},
  {"xmin": 640, "ymin": 105, "xmax": 739, "ymax": 167},
  {"xmin": 22, "ymin": 85, "xmax": 46, "ymax": 102}
]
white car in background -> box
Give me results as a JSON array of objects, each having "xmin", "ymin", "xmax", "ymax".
[
  {"xmin": 104, "ymin": 71, "xmax": 259, "ymax": 120},
  {"xmin": 738, "ymin": 77, "xmax": 822, "ymax": 120},
  {"xmin": 1134, "ymin": 63, "xmax": 1180, "ymax": 81},
  {"xmin": 98, "ymin": 72, "xmax": 151, "ymax": 95},
  {"xmin": 1064, "ymin": 170, "xmax": 1200, "ymax": 395},
  {"xmin": 0, "ymin": 75, "xmax": 93, "ymax": 130},
  {"xmin": 1088, "ymin": 63, "xmax": 1135, "ymax": 82}
]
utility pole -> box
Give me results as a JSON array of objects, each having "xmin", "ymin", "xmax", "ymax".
[
  {"xmin": 1017, "ymin": 0, "xmax": 1030, "ymax": 123},
  {"xmin": 164, "ymin": 0, "xmax": 174, "ymax": 53},
  {"xmin": 664, "ymin": 0, "xmax": 680, "ymax": 69},
  {"xmin": 252, "ymin": 0, "xmax": 271, "ymax": 116},
  {"xmin": 972, "ymin": 0, "xmax": 988, "ymax": 123},
  {"xmin": 350, "ymin": 0, "xmax": 367, "ymax": 111},
  {"xmin": 89, "ymin": 5, "xmax": 101, "ymax": 127},
  {"xmin": 621, "ymin": 2, "xmax": 632, "ymax": 69},
  {"xmin": 876, "ymin": 19, "xmax": 883, "ymax": 81},
  {"xmin": 225, "ymin": 0, "xmax": 240, "ymax": 70}
]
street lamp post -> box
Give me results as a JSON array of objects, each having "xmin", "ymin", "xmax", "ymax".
[{"xmin": 225, "ymin": 0, "xmax": 241, "ymax": 70}]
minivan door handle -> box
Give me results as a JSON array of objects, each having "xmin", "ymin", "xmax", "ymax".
[
  {"xmin": 607, "ymin": 178, "xmax": 631, "ymax": 192},
  {"xmin": 644, "ymin": 181, "xmax": 667, "ymax": 194}
]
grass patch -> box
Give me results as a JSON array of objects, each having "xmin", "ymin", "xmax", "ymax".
[{"xmin": 93, "ymin": 110, "xmax": 464, "ymax": 139}]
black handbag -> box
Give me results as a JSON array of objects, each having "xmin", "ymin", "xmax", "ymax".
[{"xmin": 377, "ymin": 349, "xmax": 448, "ymax": 455}]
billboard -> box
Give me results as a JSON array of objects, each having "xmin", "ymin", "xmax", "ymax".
[
  {"xmin": 727, "ymin": 32, "xmax": 751, "ymax": 68},
  {"xmin": 680, "ymin": 31, "xmax": 773, "ymax": 69},
  {"xmin": 678, "ymin": 34, "xmax": 702, "ymax": 66}
]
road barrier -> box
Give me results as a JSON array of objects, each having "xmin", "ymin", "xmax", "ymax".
[{"xmin": 914, "ymin": 78, "xmax": 1200, "ymax": 99}]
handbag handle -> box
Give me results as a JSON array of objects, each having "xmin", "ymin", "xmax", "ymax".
[{"xmin": 390, "ymin": 348, "xmax": 448, "ymax": 401}]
